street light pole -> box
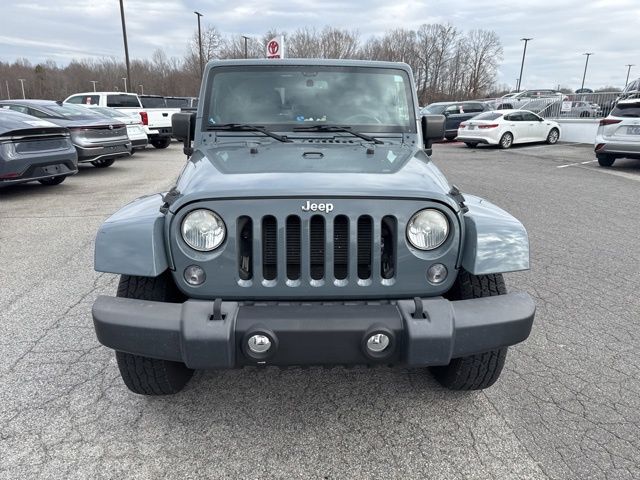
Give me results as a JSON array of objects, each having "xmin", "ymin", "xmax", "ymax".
[
  {"xmin": 241, "ymin": 35, "xmax": 250, "ymax": 59},
  {"xmin": 517, "ymin": 38, "xmax": 533, "ymax": 92},
  {"xmin": 138, "ymin": 84, "xmax": 144, "ymax": 95},
  {"xmin": 194, "ymin": 11, "xmax": 204, "ymax": 78},
  {"xmin": 122, "ymin": 77, "xmax": 127, "ymax": 92},
  {"xmin": 90, "ymin": 80, "xmax": 98, "ymax": 92},
  {"xmin": 119, "ymin": 0, "xmax": 132, "ymax": 92},
  {"xmin": 18, "ymin": 79, "xmax": 26, "ymax": 99},
  {"xmin": 581, "ymin": 52, "xmax": 593, "ymax": 91},
  {"xmin": 6, "ymin": 80, "xmax": 11, "ymax": 100},
  {"xmin": 625, "ymin": 64, "xmax": 635, "ymax": 87}
]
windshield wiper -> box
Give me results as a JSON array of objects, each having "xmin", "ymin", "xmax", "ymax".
[
  {"xmin": 206, "ymin": 123, "xmax": 291, "ymax": 143},
  {"xmin": 293, "ymin": 124, "xmax": 384, "ymax": 144}
]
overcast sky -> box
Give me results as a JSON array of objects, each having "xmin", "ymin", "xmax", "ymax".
[{"xmin": 1, "ymin": 0, "xmax": 638, "ymax": 90}]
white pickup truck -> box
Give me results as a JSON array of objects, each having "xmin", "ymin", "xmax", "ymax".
[{"xmin": 63, "ymin": 92, "xmax": 180, "ymax": 149}]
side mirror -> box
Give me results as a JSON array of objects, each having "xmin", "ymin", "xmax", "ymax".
[
  {"xmin": 421, "ymin": 114, "xmax": 445, "ymax": 155},
  {"xmin": 172, "ymin": 112, "xmax": 196, "ymax": 156}
]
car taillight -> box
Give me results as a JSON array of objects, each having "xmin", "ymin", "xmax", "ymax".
[
  {"xmin": 478, "ymin": 124, "xmax": 499, "ymax": 129},
  {"xmin": 140, "ymin": 111, "xmax": 148, "ymax": 125},
  {"xmin": 599, "ymin": 119, "xmax": 622, "ymax": 126},
  {"xmin": 459, "ymin": 123, "xmax": 467, "ymax": 128},
  {"xmin": 595, "ymin": 143, "xmax": 605, "ymax": 151}
]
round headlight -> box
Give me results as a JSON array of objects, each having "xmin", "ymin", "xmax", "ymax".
[
  {"xmin": 181, "ymin": 209, "xmax": 226, "ymax": 251},
  {"xmin": 407, "ymin": 209, "xmax": 449, "ymax": 250}
]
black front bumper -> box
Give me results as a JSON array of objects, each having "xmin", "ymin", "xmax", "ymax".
[{"xmin": 92, "ymin": 293, "xmax": 535, "ymax": 369}]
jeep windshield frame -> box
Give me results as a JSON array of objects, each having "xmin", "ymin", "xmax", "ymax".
[{"xmin": 203, "ymin": 65, "xmax": 417, "ymax": 135}]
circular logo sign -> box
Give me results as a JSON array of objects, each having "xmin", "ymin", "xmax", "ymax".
[{"xmin": 268, "ymin": 40, "xmax": 279, "ymax": 55}]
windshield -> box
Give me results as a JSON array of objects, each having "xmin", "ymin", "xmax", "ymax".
[
  {"xmin": 422, "ymin": 104, "xmax": 448, "ymax": 115},
  {"xmin": 472, "ymin": 112, "xmax": 503, "ymax": 121},
  {"xmin": 140, "ymin": 96, "xmax": 167, "ymax": 108},
  {"xmin": 205, "ymin": 66, "xmax": 415, "ymax": 133},
  {"xmin": 43, "ymin": 103, "xmax": 104, "ymax": 120}
]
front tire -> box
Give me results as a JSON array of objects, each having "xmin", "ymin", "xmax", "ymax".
[
  {"xmin": 114, "ymin": 272, "xmax": 193, "ymax": 395},
  {"xmin": 151, "ymin": 137, "xmax": 171, "ymax": 149},
  {"xmin": 431, "ymin": 271, "xmax": 509, "ymax": 390},
  {"xmin": 91, "ymin": 158, "xmax": 115, "ymax": 168},
  {"xmin": 546, "ymin": 128, "xmax": 560, "ymax": 145},
  {"xmin": 499, "ymin": 132, "xmax": 513, "ymax": 149},
  {"xmin": 38, "ymin": 176, "xmax": 66, "ymax": 186},
  {"xmin": 464, "ymin": 142, "xmax": 478, "ymax": 148},
  {"xmin": 445, "ymin": 135, "xmax": 457, "ymax": 142}
]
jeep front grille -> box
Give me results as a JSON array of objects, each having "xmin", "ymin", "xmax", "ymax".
[{"xmin": 236, "ymin": 214, "xmax": 395, "ymax": 286}]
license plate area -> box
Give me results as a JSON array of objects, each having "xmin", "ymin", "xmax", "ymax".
[
  {"xmin": 42, "ymin": 165, "xmax": 62, "ymax": 175},
  {"xmin": 626, "ymin": 126, "xmax": 640, "ymax": 135}
]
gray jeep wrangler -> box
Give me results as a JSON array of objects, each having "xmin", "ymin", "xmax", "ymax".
[{"xmin": 92, "ymin": 59, "xmax": 535, "ymax": 395}]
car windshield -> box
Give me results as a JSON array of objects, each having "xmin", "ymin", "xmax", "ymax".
[
  {"xmin": 43, "ymin": 103, "xmax": 104, "ymax": 120},
  {"xmin": 423, "ymin": 104, "xmax": 448, "ymax": 115},
  {"xmin": 205, "ymin": 65, "xmax": 416, "ymax": 133},
  {"xmin": 611, "ymin": 102, "xmax": 640, "ymax": 117},
  {"xmin": 472, "ymin": 112, "xmax": 503, "ymax": 121},
  {"xmin": 140, "ymin": 96, "xmax": 166, "ymax": 108}
]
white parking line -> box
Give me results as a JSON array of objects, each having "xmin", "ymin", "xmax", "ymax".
[{"xmin": 557, "ymin": 160, "xmax": 596, "ymax": 168}]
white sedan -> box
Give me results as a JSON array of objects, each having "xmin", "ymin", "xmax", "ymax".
[{"xmin": 456, "ymin": 110, "xmax": 560, "ymax": 149}]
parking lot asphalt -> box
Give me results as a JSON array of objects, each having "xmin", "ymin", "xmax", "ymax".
[{"xmin": 1, "ymin": 141, "xmax": 639, "ymax": 480}]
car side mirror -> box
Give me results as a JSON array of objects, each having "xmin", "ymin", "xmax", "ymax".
[
  {"xmin": 421, "ymin": 114, "xmax": 445, "ymax": 155},
  {"xmin": 172, "ymin": 112, "xmax": 196, "ymax": 156}
]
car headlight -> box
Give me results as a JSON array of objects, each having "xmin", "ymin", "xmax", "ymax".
[
  {"xmin": 406, "ymin": 209, "xmax": 449, "ymax": 250},
  {"xmin": 181, "ymin": 209, "xmax": 226, "ymax": 251}
]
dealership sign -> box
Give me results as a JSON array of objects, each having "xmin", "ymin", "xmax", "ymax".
[{"xmin": 266, "ymin": 36, "xmax": 285, "ymax": 59}]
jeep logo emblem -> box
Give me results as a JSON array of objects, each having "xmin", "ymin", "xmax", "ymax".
[{"xmin": 301, "ymin": 201, "xmax": 334, "ymax": 213}]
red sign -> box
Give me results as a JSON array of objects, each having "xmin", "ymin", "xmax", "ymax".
[{"xmin": 268, "ymin": 40, "xmax": 279, "ymax": 56}]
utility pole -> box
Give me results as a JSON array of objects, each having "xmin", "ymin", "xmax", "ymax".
[
  {"xmin": 581, "ymin": 52, "xmax": 593, "ymax": 91},
  {"xmin": 516, "ymin": 38, "xmax": 533, "ymax": 92},
  {"xmin": 625, "ymin": 64, "xmax": 635, "ymax": 87},
  {"xmin": 119, "ymin": 0, "xmax": 132, "ymax": 92},
  {"xmin": 194, "ymin": 11, "xmax": 204, "ymax": 78},
  {"xmin": 90, "ymin": 80, "xmax": 98, "ymax": 92},
  {"xmin": 18, "ymin": 79, "xmax": 26, "ymax": 99},
  {"xmin": 241, "ymin": 35, "xmax": 250, "ymax": 59}
]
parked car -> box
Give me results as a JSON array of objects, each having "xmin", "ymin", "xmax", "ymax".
[
  {"xmin": 561, "ymin": 101, "xmax": 602, "ymax": 118},
  {"xmin": 91, "ymin": 58, "xmax": 535, "ymax": 396},
  {"xmin": 0, "ymin": 109, "xmax": 78, "ymax": 187},
  {"xmin": 64, "ymin": 92, "xmax": 180, "ymax": 149},
  {"xmin": 619, "ymin": 78, "xmax": 640, "ymax": 101},
  {"xmin": 421, "ymin": 101, "xmax": 489, "ymax": 140},
  {"xmin": 457, "ymin": 109, "xmax": 561, "ymax": 149},
  {"xmin": 79, "ymin": 106, "xmax": 148, "ymax": 151},
  {"xmin": 594, "ymin": 99, "xmax": 640, "ymax": 167},
  {"xmin": 0, "ymin": 100, "xmax": 130, "ymax": 168}
]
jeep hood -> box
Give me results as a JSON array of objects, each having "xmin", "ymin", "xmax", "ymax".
[{"xmin": 171, "ymin": 141, "xmax": 456, "ymax": 212}]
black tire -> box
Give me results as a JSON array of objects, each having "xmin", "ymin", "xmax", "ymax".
[
  {"xmin": 596, "ymin": 154, "xmax": 615, "ymax": 167},
  {"xmin": 580, "ymin": 111, "xmax": 590, "ymax": 118},
  {"xmin": 151, "ymin": 137, "xmax": 171, "ymax": 149},
  {"xmin": 445, "ymin": 135, "xmax": 457, "ymax": 142},
  {"xmin": 499, "ymin": 132, "xmax": 513, "ymax": 149},
  {"xmin": 114, "ymin": 272, "xmax": 193, "ymax": 395},
  {"xmin": 38, "ymin": 176, "xmax": 66, "ymax": 186},
  {"xmin": 431, "ymin": 271, "xmax": 509, "ymax": 390},
  {"xmin": 546, "ymin": 128, "xmax": 560, "ymax": 145},
  {"xmin": 464, "ymin": 142, "xmax": 478, "ymax": 148},
  {"xmin": 91, "ymin": 158, "xmax": 115, "ymax": 168}
]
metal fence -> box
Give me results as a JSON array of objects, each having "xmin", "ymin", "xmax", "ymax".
[{"xmin": 513, "ymin": 92, "xmax": 621, "ymax": 119}]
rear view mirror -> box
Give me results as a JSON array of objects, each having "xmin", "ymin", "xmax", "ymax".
[
  {"xmin": 421, "ymin": 115, "xmax": 445, "ymax": 155},
  {"xmin": 172, "ymin": 112, "xmax": 196, "ymax": 156}
]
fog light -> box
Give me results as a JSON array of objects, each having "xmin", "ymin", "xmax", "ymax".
[
  {"xmin": 427, "ymin": 263, "xmax": 447, "ymax": 284},
  {"xmin": 184, "ymin": 265, "xmax": 206, "ymax": 286},
  {"xmin": 248, "ymin": 334, "xmax": 272, "ymax": 354},
  {"xmin": 366, "ymin": 333, "xmax": 390, "ymax": 353}
]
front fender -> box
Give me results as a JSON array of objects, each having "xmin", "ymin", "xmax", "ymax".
[
  {"xmin": 461, "ymin": 194, "xmax": 530, "ymax": 275},
  {"xmin": 94, "ymin": 194, "xmax": 168, "ymax": 277}
]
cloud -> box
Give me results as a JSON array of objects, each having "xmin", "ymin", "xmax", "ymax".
[{"xmin": 1, "ymin": 0, "xmax": 638, "ymax": 89}]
